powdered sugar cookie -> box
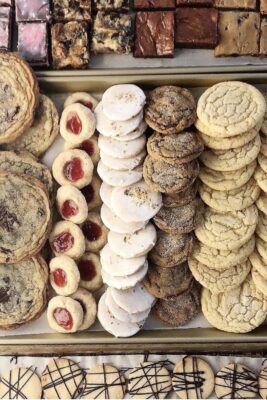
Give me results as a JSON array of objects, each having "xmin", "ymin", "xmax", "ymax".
[
  {"xmin": 47, "ymin": 296, "xmax": 84, "ymax": 333},
  {"xmin": 100, "ymin": 204, "xmax": 147, "ymax": 234},
  {"xmin": 111, "ymin": 283, "xmax": 155, "ymax": 314},
  {"xmin": 98, "ymin": 134, "xmax": 146, "ymax": 159},
  {"xmin": 100, "ymin": 149, "xmax": 146, "ymax": 171},
  {"xmin": 57, "ymin": 185, "xmax": 88, "ymax": 224},
  {"xmin": 49, "ymin": 221, "xmax": 85, "ymax": 259},
  {"xmin": 97, "ymin": 160, "xmax": 143, "ymax": 187},
  {"xmin": 115, "ymin": 121, "xmax": 147, "ymax": 141},
  {"xmin": 102, "ymin": 261, "xmax": 148, "ymax": 290},
  {"xmin": 49, "ymin": 255, "xmax": 80, "ymax": 296},
  {"xmin": 100, "ymin": 182, "xmax": 113, "ymax": 208}
]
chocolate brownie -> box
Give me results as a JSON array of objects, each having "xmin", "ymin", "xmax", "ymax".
[
  {"xmin": 16, "ymin": 0, "xmax": 50, "ymax": 22},
  {"xmin": 94, "ymin": 0, "xmax": 131, "ymax": 10},
  {"xmin": 175, "ymin": 8, "xmax": 218, "ymax": 48},
  {"xmin": 215, "ymin": 11, "xmax": 260, "ymax": 56},
  {"xmin": 215, "ymin": 0, "xmax": 256, "ymax": 8},
  {"xmin": 0, "ymin": 6, "xmax": 11, "ymax": 50},
  {"xmin": 176, "ymin": 0, "xmax": 213, "ymax": 5},
  {"xmin": 18, "ymin": 22, "xmax": 49, "ymax": 66},
  {"xmin": 260, "ymin": 18, "xmax": 267, "ymax": 54},
  {"xmin": 51, "ymin": 21, "xmax": 90, "ymax": 69},
  {"xmin": 53, "ymin": 0, "xmax": 91, "ymax": 21},
  {"xmin": 134, "ymin": 11, "xmax": 175, "ymax": 57},
  {"xmin": 261, "ymin": 0, "xmax": 267, "ymax": 14},
  {"xmin": 134, "ymin": 0, "xmax": 175, "ymax": 8}
]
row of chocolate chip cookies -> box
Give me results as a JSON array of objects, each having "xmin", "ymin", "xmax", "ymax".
[
  {"xmin": 190, "ymin": 81, "xmax": 267, "ymax": 333},
  {"xmin": 142, "ymin": 85, "xmax": 204, "ymax": 327}
]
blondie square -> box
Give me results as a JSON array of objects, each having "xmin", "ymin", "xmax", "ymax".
[
  {"xmin": 53, "ymin": 0, "xmax": 91, "ymax": 21},
  {"xmin": 94, "ymin": 0, "xmax": 130, "ymax": 10},
  {"xmin": 18, "ymin": 22, "xmax": 49, "ymax": 66},
  {"xmin": 215, "ymin": 0, "xmax": 256, "ymax": 9}
]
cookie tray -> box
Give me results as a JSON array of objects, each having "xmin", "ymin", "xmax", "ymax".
[{"xmin": 4, "ymin": 72, "xmax": 267, "ymax": 352}]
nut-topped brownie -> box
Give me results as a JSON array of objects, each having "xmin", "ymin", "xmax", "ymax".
[
  {"xmin": 215, "ymin": 0, "xmax": 256, "ymax": 9},
  {"xmin": 215, "ymin": 11, "xmax": 260, "ymax": 56},
  {"xmin": 134, "ymin": 0, "xmax": 175, "ymax": 8},
  {"xmin": 92, "ymin": 11, "xmax": 133, "ymax": 54},
  {"xmin": 53, "ymin": 0, "xmax": 91, "ymax": 21},
  {"xmin": 51, "ymin": 21, "xmax": 90, "ymax": 69},
  {"xmin": 0, "ymin": 6, "xmax": 12, "ymax": 50},
  {"xmin": 18, "ymin": 22, "xmax": 49, "ymax": 66},
  {"xmin": 15, "ymin": 0, "xmax": 50, "ymax": 21},
  {"xmin": 94, "ymin": 0, "xmax": 131, "ymax": 10},
  {"xmin": 175, "ymin": 8, "xmax": 218, "ymax": 48},
  {"xmin": 134, "ymin": 11, "xmax": 175, "ymax": 57}
]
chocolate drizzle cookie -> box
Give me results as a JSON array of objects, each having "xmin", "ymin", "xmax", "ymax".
[{"xmin": 0, "ymin": 367, "xmax": 42, "ymax": 399}]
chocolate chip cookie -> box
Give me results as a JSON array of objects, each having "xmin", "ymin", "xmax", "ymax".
[
  {"xmin": 143, "ymin": 156, "xmax": 199, "ymax": 194},
  {"xmin": 145, "ymin": 86, "xmax": 196, "ymax": 134},
  {"xmin": 147, "ymin": 131, "xmax": 203, "ymax": 165},
  {"xmin": 162, "ymin": 181, "xmax": 198, "ymax": 208},
  {"xmin": 149, "ymin": 230, "xmax": 194, "ymax": 268},
  {"xmin": 143, "ymin": 262, "xmax": 193, "ymax": 299},
  {"xmin": 153, "ymin": 198, "xmax": 203, "ymax": 234},
  {"xmin": 0, "ymin": 255, "xmax": 48, "ymax": 330},
  {"xmin": 0, "ymin": 172, "xmax": 51, "ymax": 263}
]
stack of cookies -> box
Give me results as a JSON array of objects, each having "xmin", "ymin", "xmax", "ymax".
[
  {"xmin": 143, "ymin": 85, "xmax": 204, "ymax": 327},
  {"xmin": 192, "ymin": 81, "xmax": 267, "ymax": 333},
  {"xmin": 94, "ymin": 84, "xmax": 162, "ymax": 337}
]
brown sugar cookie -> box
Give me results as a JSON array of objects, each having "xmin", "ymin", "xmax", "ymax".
[
  {"xmin": 153, "ymin": 280, "xmax": 200, "ymax": 326},
  {"xmin": 153, "ymin": 198, "xmax": 203, "ymax": 234},
  {"xmin": 143, "ymin": 155, "xmax": 199, "ymax": 194},
  {"xmin": 143, "ymin": 262, "xmax": 193, "ymax": 299},
  {"xmin": 162, "ymin": 181, "xmax": 198, "ymax": 208},
  {"xmin": 145, "ymin": 86, "xmax": 196, "ymax": 134},
  {"xmin": 149, "ymin": 230, "xmax": 194, "ymax": 268},
  {"xmin": 147, "ymin": 131, "xmax": 203, "ymax": 165}
]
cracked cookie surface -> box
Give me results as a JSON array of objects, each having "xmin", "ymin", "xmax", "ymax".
[
  {"xmin": 250, "ymin": 250, "xmax": 267, "ymax": 279},
  {"xmin": 256, "ymin": 210, "xmax": 267, "ymax": 241}
]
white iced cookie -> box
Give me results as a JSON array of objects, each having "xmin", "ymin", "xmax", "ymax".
[
  {"xmin": 97, "ymin": 160, "xmax": 142, "ymax": 187},
  {"xmin": 97, "ymin": 292, "xmax": 144, "ymax": 337},
  {"xmin": 57, "ymin": 185, "xmax": 88, "ymax": 224},
  {"xmin": 71, "ymin": 288, "xmax": 97, "ymax": 331},
  {"xmin": 100, "ymin": 204, "xmax": 147, "ymax": 234},
  {"xmin": 100, "ymin": 182, "xmax": 114, "ymax": 208},
  {"xmin": 0, "ymin": 368, "xmax": 42, "ymax": 400},
  {"xmin": 111, "ymin": 283, "xmax": 155, "ymax": 314},
  {"xmin": 81, "ymin": 176, "xmax": 102, "ymax": 211},
  {"xmin": 49, "ymin": 220, "xmax": 85, "ymax": 259},
  {"xmin": 64, "ymin": 135, "xmax": 100, "ymax": 166},
  {"xmin": 60, "ymin": 103, "xmax": 96, "ymax": 144},
  {"xmin": 82, "ymin": 212, "xmax": 108, "ymax": 252},
  {"xmin": 64, "ymin": 92, "xmax": 99, "ymax": 111},
  {"xmin": 108, "ymin": 223, "xmax": 157, "ymax": 258},
  {"xmin": 52, "ymin": 149, "xmax": 94, "ymax": 189},
  {"xmin": 49, "ymin": 255, "xmax": 80, "ymax": 296},
  {"xmin": 102, "ymin": 261, "xmax": 148, "ymax": 290},
  {"xmin": 102, "ymin": 84, "xmax": 146, "ymax": 121},
  {"xmin": 106, "ymin": 287, "xmax": 150, "ymax": 323},
  {"xmin": 111, "ymin": 180, "xmax": 163, "ymax": 222},
  {"xmin": 47, "ymin": 296, "xmax": 84, "ymax": 333},
  {"xmin": 101, "ymin": 243, "xmax": 146, "ymax": 277},
  {"xmin": 98, "ymin": 134, "xmax": 146, "ymax": 159},
  {"xmin": 95, "ymin": 102, "xmax": 143, "ymax": 137},
  {"xmin": 115, "ymin": 121, "xmax": 147, "ymax": 141},
  {"xmin": 100, "ymin": 149, "xmax": 146, "ymax": 171},
  {"xmin": 77, "ymin": 252, "xmax": 103, "ymax": 292}
]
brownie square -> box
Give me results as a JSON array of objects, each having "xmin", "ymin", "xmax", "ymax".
[
  {"xmin": 176, "ymin": 0, "xmax": 213, "ymax": 6},
  {"xmin": 134, "ymin": 0, "xmax": 175, "ymax": 9},
  {"xmin": 260, "ymin": 0, "xmax": 267, "ymax": 14},
  {"xmin": 18, "ymin": 22, "xmax": 49, "ymax": 66},
  {"xmin": 53, "ymin": 0, "xmax": 91, "ymax": 22},
  {"xmin": 260, "ymin": 18, "xmax": 267, "ymax": 54},
  {"xmin": 51, "ymin": 21, "xmax": 90, "ymax": 69},
  {"xmin": 215, "ymin": 0, "xmax": 256, "ymax": 9},
  {"xmin": 16, "ymin": 0, "xmax": 50, "ymax": 21},
  {"xmin": 0, "ymin": 6, "xmax": 11, "ymax": 50},
  {"xmin": 215, "ymin": 11, "xmax": 260, "ymax": 56},
  {"xmin": 92, "ymin": 12, "xmax": 133, "ymax": 54},
  {"xmin": 134, "ymin": 11, "xmax": 175, "ymax": 57},
  {"xmin": 175, "ymin": 8, "xmax": 218, "ymax": 48},
  {"xmin": 94, "ymin": 0, "xmax": 131, "ymax": 10}
]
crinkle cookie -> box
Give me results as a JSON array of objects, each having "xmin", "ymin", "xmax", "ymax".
[
  {"xmin": 192, "ymin": 236, "xmax": 255, "ymax": 270},
  {"xmin": 201, "ymin": 276, "xmax": 267, "ymax": 333},
  {"xmin": 188, "ymin": 257, "xmax": 251, "ymax": 293},
  {"xmin": 199, "ymin": 178, "xmax": 260, "ymax": 211},
  {"xmin": 256, "ymin": 210, "xmax": 267, "ymax": 242},
  {"xmin": 0, "ymin": 52, "xmax": 39, "ymax": 144},
  {"xmin": 145, "ymin": 86, "xmax": 196, "ymax": 134},
  {"xmin": 195, "ymin": 205, "xmax": 258, "ymax": 251},
  {"xmin": 199, "ymin": 161, "xmax": 257, "ymax": 191},
  {"xmin": 256, "ymin": 191, "xmax": 267, "ymax": 215},
  {"xmin": 250, "ymin": 250, "xmax": 267, "ymax": 279},
  {"xmin": 261, "ymin": 134, "xmax": 267, "ymax": 157},
  {"xmin": 197, "ymin": 81, "xmax": 266, "ymax": 137},
  {"xmin": 256, "ymin": 236, "xmax": 267, "ymax": 262},
  {"xmin": 260, "ymin": 90, "xmax": 267, "ymax": 135},
  {"xmin": 200, "ymin": 134, "xmax": 261, "ymax": 171},
  {"xmin": 254, "ymin": 165, "xmax": 267, "ymax": 193},
  {"xmin": 258, "ymin": 153, "xmax": 267, "ymax": 173},
  {"xmin": 3, "ymin": 95, "xmax": 59, "ymax": 158},
  {"xmin": 252, "ymin": 266, "xmax": 267, "ymax": 296}
]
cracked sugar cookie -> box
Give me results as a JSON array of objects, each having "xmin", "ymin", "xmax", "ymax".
[
  {"xmin": 195, "ymin": 205, "xmax": 258, "ymax": 251},
  {"xmin": 250, "ymin": 250, "xmax": 267, "ymax": 279},
  {"xmin": 252, "ymin": 266, "xmax": 267, "ymax": 296},
  {"xmin": 256, "ymin": 210, "xmax": 267, "ymax": 242},
  {"xmin": 201, "ymin": 276, "xmax": 267, "ymax": 333},
  {"xmin": 254, "ymin": 165, "xmax": 267, "ymax": 193},
  {"xmin": 256, "ymin": 191, "xmax": 267, "ymax": 215},
  {"xmin": 256, "ymin": 236, "xmax": 267, "ymax": 262},
  {"xmin": 258, "ymin": 153, "xmax": 267, "ymax": 173},
  {"xmin": 197, "ymin": 81, "xmax": 266, "ymax": 137}
]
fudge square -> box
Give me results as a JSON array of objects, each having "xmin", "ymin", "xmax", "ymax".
[
  {"xmin": 52, "ymin": 21, "xmax": 90, "ymax": 69},
  {"xmin": 18, "ymin": 22, "xmax": 49, "ymax": 66},
  {"xmin": 53, "ymin": 0, "xmax": 91, "ymax": 22},
  {"xmin": 215, "ymin": 0, "xmax": 256, "ymax": 9},
  {"xmin": 0, "ymin": 6, "xmax": 11, "ymax": 50},
  {"xmin": 175, "ymin": 8, "xmax": 218, "ymax": 48},
  {"xmin": 134, "ymin": 0, "xmax": 175, "ymax": 9},
  {"xmin": 176, "ymin": 0, "xmax": 213, "ymax": 6},
  {"xmin": 215, "ymin": 11, "xmax": 260, "ymax": 56},
  {"xmin": 92, "ymin": 12, "xmax": 133, "ymax": 54},
  {"xmin": 16, "ymin": 0, "xmax": 50, "ymax": 21},
  {"xmin": 94, "ymin": 0, "xmax": 131, "ymax": 10},
  {"xmin": 134, "ymin": 11, "xmax": 175, "ymax": 57}
]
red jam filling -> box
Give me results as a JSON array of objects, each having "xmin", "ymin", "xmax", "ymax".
[
  {"xmin": 63, "ymin": 157, "xmax": 84, "ymax": 182},
  {"xmin": 81, "ymin": 184, "xmax": 94, "ymax": 203},
  {"xmin": 66, "ymin": 112, "xmax": 82, "ymax": 135},
  {"xmin": 53, "ymin": 307, "xmax": 73, "ymax": 330},
  {"xmin": 77, "ymin": 259, "xmax": 97, "ymax": 282},
  {"xmin": 61, "ymin": 200, "xmax": 79, "ymax": 218},
  {"xmin": 82, "ymin": 220, "xmax": 102, "ymax": 242},
  {"xmin": 53, "ymin": 268, "xmax": 67, "ymax": 287},
  {"xmin": 51, "ymin": 232, "xmax": 74, "ymax": 253},
  {"xmin": 79, "ymin": 140, "xmax": 94, "ymax": 157},
  {"xmin": 79, "ymin": 100, "xmax": 93, "ymax": 110}
]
